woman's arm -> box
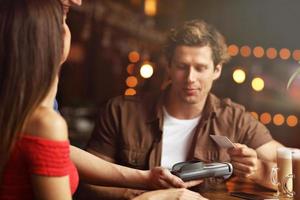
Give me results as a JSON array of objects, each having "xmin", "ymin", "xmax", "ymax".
[
  {"xmin": 25, "ymin": 107, "xmax": 72, "ymax": 200},
  {"xmin": 70, "ymin": 145, "xmax": 186, "ymax": 190},
  {"xmin": 31, "ymin": 175, "xmax": 72, "ymax": 200}
]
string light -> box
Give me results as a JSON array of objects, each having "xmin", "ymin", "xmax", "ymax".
[
  {"xmin": 228, "ymin": 44, "xmax": 300, "ymax": 61},
  {"xmin": 253, "ymin": 112, "xmax": 299, "ymax": 127},
  {"xmin": 126, "ymin": 76, "xmax": 138, "ymax": 88},
  {"xmin": 287, "ymin": 115, "xmax": 298, "ymax": 127},
  {"xmin": 140, "ymin": 63, "xmax": 154, "ymax": 78},
  {"xmin": 128, "ymin": 51, "xmax": 140, "ymax": 63},
  {"xmin": 266, "ymin": 48, "xmax": 277, "ymax": 59},
  {"xmin": 279, "ymin": 48, "xmax": 291, "ymax": 60},
  {"xmin": 125, "ymin": 88, "xmax": 136, "ymax": 96},
  {"xmin": 232, "ymin": 69, "xmax": 246, "ymax": 84},
  {"xmin": 144, "ymin": 0, "xmax": 157, "ymax": 16},
  {"xmin": 273, "ymin": 114, "xmax": 285, "ymax": 126},
  {"xmin": 240, "ymin": 45, "xmax": 251, "ymax": 57},
  {"xmin": 293, "ymin": 50, "xmax": 300, "ymax": 61},
  {"xmin": 251, "ymin": 77, "xmax": 264, "ymax": 92},
  {"xmin": 228, "ymin": 44, "xmax": 239, "ymax": 56},
  {"xmin": 127, "ymin": 64, "xmax": 135, "ymax": 75},
  {"xmin": 260, "ymin": 112, "xmax": 272, "ymax": 124},
  {"xmin": 253, "ymin": 46, "xmax": 264, "ymax": 58}
]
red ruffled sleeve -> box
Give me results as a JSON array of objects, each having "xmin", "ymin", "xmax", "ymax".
[
  {"xmin": 20, "ymin": 135, "xmax": 72, "ymax": 176},
  {"xmin": 0, "ymin": 135, "xmax": 78, "ymax": 198}
]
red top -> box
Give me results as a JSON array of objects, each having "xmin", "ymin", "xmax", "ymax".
[{"xmin": 0, "ymin": 135, "xmax": 79, "ymax": 199}]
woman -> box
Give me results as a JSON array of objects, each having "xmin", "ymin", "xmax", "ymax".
[{"xmin": 0, "ymin": 0, "xmax": 206, "ymax": 199}]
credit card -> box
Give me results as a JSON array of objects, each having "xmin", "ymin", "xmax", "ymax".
[{"xmin": 210, "ymin": 135, "xmax": 236, "ymax": 149}]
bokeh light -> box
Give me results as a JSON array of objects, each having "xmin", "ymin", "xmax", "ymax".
[
  {"xmin": 127, "ymin": 64, "xmax": 135, "ymax": 75},
  {"xmin": 260, "ymin": 112, "xmax": 272, "ymax": 124},
  {"xmin": 266, "ymin": 48, "xmax": 277, "ymax": 59},
  {"xmin": 140, "ymin": 63, "xmax": 154, "ymax": 78},
  {"xmin": 228, "ymin": 44, "xmax": 239, "ymax": 56},
  {"xmin": 251, "ymin": 77, "xmax": 264, "ymax": 92},
  {"xmin": 232, "ymin": 69, "xmax": 246, "ymax": 84},
  {"xmin": 292, "ymin": 50, "xmax": 300, "ymax": 61},
  {"xmin": 126, "ymin": 76, "xmax": 138, "ymax": 87},
  {"xmin": 286, "ymin": 115, "xmax": 298, "ymax": 127},
  {"xmin": 279, "ymin": 48, "xmax": 291, "ymax": 60},
  {"xmin": 240, "ymin": 45, "xmax": 251, "ymax": 57},
  {"xmin": 125, "ymin": 88, "xmax": 137, "ymax": 96},
  {"xmin": 128, "ymin": 51, "xmax": 140, "ymax": 63},
  {"xmin": 144, "ymin": 0, "xmax": 157, "ymax": 16},
  {"xmin": 273, "ymin": 114, "xmax": 285, "ymax": 126},
  {"xmin": 253, "ymin": 46, "xmax": 264, "ymax": 58}
]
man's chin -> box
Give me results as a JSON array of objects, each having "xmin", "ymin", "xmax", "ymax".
[{"xmin": 183, "ymin": 97, "xmax": 199, "ymax": 104}]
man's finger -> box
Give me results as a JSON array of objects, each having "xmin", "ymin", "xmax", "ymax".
[
  {"xmin": 233, "ymin": 169, "xmax": 247, "ymax": 177},
  {"xmin": 228, "ymin": 146, "xmax": 256, "ymax": 157},
  {"xmin": 231, "ymin": 156, "xmax": 257, "ymax": 166},
  {"xmin": 157, "ymin": 180, "xmax": 173, "ymax": 189},
  {"xmin": 160, "ymin": 169, "xmax": 185, "ymax": 188},
  {"xmin": 231, "ymin": 162, "xmax": 256, "ymax": 176},
  {"xmin": 183, "ymin": 179, "xmax": 203, "ymax": 188}
]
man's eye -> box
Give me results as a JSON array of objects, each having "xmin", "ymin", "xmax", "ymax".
[
  {"xmin": 195, "ymin": 66, "xmax": 207, "ymax": 72},
  {"xmin": 196, "ymin": 68, "xmax": 204, "ymax": 72}
]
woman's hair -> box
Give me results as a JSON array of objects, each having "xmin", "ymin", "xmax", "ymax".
[
  {"xmin": 0, "ymin": 0, "xmax": 64, "ymax": 178},
  {"xmin": 164, "ymin": 20, "xmax": 231, "ymax": 66}
]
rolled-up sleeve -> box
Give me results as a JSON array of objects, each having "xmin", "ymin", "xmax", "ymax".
[{"xmin": 86, "ymin": 98, "xmax": 120, "ymax": 160}]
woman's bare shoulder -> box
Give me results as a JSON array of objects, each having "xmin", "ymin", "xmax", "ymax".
[{"xmin": 23, "ymin": 107, "xmax": 68, "ymax": 141}]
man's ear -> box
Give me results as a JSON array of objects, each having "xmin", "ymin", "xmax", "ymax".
[{"xmin": 213, "ymin": 64, "xmax": 222, "ymax": 80}]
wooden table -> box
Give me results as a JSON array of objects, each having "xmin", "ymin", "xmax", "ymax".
[
  {"xmin": 74, "ymin": 176, "xmax": 293, "ymax": 200},
  {"xmin": 196, "ymin": 177, "xmax": 292, "ymax": 200}
]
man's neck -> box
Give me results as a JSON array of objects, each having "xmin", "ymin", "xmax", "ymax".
[{"xmin": 164, "ymin": 90, "xmax": 208, "ymax": 120}]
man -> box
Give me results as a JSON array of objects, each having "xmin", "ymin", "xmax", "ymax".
[
  {"xmin": 61, "ymin": 2, "xmax": 206, "ymax": 200},
  {"xmin": 78, "ymin": 19, "xmax": 283, "ymax": 199}
]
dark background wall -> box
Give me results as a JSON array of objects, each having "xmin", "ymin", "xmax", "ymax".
[{"xmin": 59, "ymin": 0, "xmax": 300, "ymax": 148}]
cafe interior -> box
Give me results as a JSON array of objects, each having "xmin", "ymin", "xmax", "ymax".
[
  {"xmin": 3, "ymin": 0, "xmax": 300, "ymax": 199},
  {"xmin": 61, "ymin": 0, "xmax": 300, "ymax": 150},
  {"xmin": 56, "ymin": 0, "xmax": 300, "ymax": 198},
  {"xmin": 61, "ymin": 1, "xmax": 300, "ymax": 197}
]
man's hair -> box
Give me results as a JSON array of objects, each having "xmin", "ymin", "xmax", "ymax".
[
  {"xmin": 0, "ymin": 0, "xmax": 64, "ymax": 180},
  {"xmin": 164, "ymin": 20, "xmax": 230, "ymax": 65}
]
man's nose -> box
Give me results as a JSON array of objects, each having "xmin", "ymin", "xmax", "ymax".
[{"xmin": 187, "ymin": 67, "xmax": 197, "ymax": 83}]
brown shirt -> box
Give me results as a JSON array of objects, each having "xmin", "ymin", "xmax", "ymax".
[{"xmin": 87, "ymin": 91, "xmax": 273, "ymax": 170}]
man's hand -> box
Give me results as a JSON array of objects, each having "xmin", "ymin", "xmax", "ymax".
[
  {"xmin": 227, "ymin": 143, "xmax": 260, "ymax": 179},
  {"xmin": 147, "ymin": 167, "xmax": 203, "ymax": 189}
]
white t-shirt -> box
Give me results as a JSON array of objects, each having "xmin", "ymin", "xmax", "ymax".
[{"xmin": 161, "ymin": 107, "xmax": 200, "ymax": 169}]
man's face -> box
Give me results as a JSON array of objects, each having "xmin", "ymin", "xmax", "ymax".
[{"xmin": 169, "ymin": 45, "xmax": 222, "ymax": 105}]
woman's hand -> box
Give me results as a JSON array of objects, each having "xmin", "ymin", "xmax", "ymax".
[
  {"xmin": 133, "ymin": 188, "xmax": 209, "ymax": 200},
  {"xmin": 146, "ymin": 167, "xmax": 203, "ymax": 189}
]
